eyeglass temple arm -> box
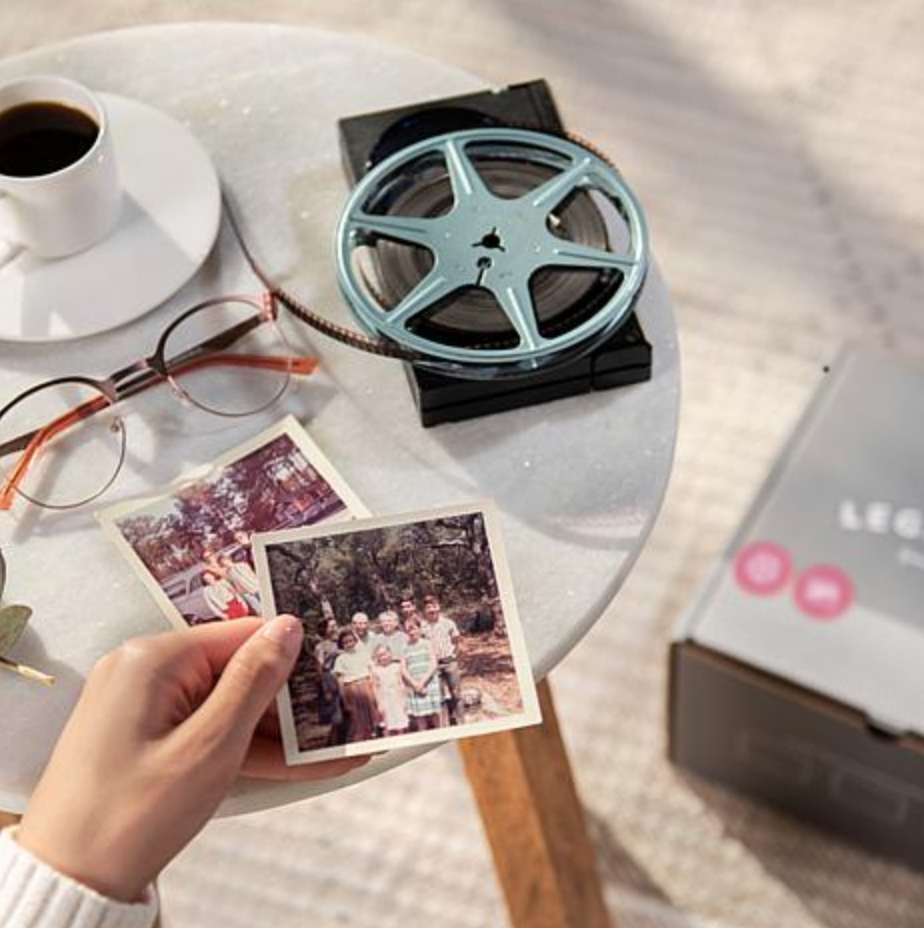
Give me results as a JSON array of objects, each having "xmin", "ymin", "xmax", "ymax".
[
  {"xmin": 0, "ymin": 354, "xmax": 315, "ymax": 509},
  {"xmin": 160, "ymin": 311, "xmax": 269, "ymax": 375},
  {"xmin": 0, "ymin": 344, "xmax": 317, "ymax": 510},
  {"xmin": 0, "ymin": 353, "xmax": 314, "ymax": 465},
  {"xmin": 0, "ymin": 395, "xmax": 109, "ymax": 510},
  {"xmin": 114, "ymin": 297, "xmax": 312, "ymax": 398},
  {"xmin": 108, "ymin": 306, "xmax": 272, "ymax": 398},
  {"xmin": 0, "ymin": 347, "xmax": 315, "ymax": 460},
  {"xmin": 113, "ymin": 354, "xmax": 316, "ymax": 404},
  {"xmin": 0, "ymin": 331, "xmax": 281, "ymax": 462}
]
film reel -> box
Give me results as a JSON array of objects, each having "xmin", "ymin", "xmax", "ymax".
[{"xmin": 335, "ymin": 127, "xmax": 649, "ymax": 379}]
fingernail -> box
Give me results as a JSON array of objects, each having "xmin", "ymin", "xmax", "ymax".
[{"xmin": 262, "ymin": 615, "xmax": 303, "ymax": 654}]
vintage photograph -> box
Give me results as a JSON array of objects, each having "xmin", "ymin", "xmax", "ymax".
[
  {"xmin": 254, "ymin": 503, "xmax": 541, "ymax": 765},
  {"xmin": 98, "ymin": 417, "xmax": 369, "ymax": 628}
]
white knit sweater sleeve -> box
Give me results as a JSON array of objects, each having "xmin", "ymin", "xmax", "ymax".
[{"xmin": 0, "ymin": 828, "xmax": 158, "ymax": 928}]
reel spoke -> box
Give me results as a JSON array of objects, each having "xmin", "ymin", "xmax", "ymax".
[
  {"xmin": 444, "ymin": 138, "xmax": 493, "ymax": 204},
  {"xmin": 491, "ymin": 280, "xmax": 544, "ymax": 351},
  {"xmin": 543, "ymin": 241, "xmax": 638, "ymax": 273},
  {"xmin": 527, "ymin": 156, "xmax": 594, "ymax": 211},
  {"xmin": 350, "ymin": 211, "xmax": 439, "ymax": 248},
  {"xmin": 387, "ymin": 271, "xmax": 459, "ymax": 328}
]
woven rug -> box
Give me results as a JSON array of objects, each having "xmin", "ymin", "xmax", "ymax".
[{"xmin": 2, "ymin": 2, "xmax": 923, "ymax": 926}]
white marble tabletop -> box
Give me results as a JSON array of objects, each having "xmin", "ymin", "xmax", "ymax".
[{"xmin": 0, "ymin": 23, "xmax": 679, "ymax": 816}]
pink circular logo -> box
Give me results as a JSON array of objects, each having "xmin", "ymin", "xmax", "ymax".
[
  {"xmin": 734, "ymin": 542, "xmax": 792, "ymax": 596},
  {"xmin": 794, "ymin": 565, "xmax": 854, "ymax": 620}
]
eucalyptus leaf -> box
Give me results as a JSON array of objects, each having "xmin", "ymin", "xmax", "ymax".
[{"xmin": 0, "ymin": 604, "xmax": 32, "ymax": 655}]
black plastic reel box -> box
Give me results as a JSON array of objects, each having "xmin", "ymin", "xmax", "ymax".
[{"xmin": 338, "ymin": 80, "xmax": 653, "ymax": 427}]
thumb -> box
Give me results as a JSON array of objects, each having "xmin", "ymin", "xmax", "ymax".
[{"xmin": 192, "ymin": 614, "xmax": 304, "ymax": 758}]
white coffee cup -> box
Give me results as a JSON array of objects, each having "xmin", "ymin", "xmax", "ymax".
[{"xmin": 0, "ymin": 75, "xmax": 121, "ymax": 266}]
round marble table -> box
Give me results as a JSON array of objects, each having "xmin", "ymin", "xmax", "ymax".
[{"xmin": 0, "ymin": 23, "xmax": 679, "ymax": 816}]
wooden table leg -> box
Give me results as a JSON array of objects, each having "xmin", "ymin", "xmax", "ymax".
[{"xmin": 458, "ymin": 678, "xmax": 612, "ymax": 928}]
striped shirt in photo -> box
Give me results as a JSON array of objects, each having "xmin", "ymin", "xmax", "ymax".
[{"xmin": 422, "ymin": 616, "xmax": 459, "ymax": 661}]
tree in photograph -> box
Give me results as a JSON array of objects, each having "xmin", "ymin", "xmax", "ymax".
[
  {"xmin": 118, "ymin": 435, "xmax": 347, "ymax": 584},
  {"xmin": 266, "ymin": 514, "xmax": 504, "ymax": 634}
]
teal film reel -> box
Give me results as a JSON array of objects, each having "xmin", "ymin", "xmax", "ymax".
[{"xmin": 335, "ymin": 128, "xmax": 649, "ymax": 379}]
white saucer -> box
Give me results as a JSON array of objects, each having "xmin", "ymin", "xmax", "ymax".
[{"xmin": 0, "ymin": 93, "xmax": 221, "ymax": 343}]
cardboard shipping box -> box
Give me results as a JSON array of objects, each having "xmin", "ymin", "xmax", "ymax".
[{"xmin": 670, "ymin": 349, "xmax": 924, "ymax": 870}]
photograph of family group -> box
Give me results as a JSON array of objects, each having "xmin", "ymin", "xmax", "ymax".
[
  {"xmin": 98, "ymin": 418, "xmax": 369, "ymax": 629},
  {"xmin": 254, "ymin": 504, "xmax": 541, "ymax": 764}
]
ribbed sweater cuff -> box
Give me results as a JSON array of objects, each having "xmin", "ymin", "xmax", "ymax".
[{"xmin": 0, "ymin": 827, "xmax": 158, "ymax": 928}]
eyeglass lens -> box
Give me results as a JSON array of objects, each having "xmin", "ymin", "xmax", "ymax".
[
  {"xmin": 0, "ymin": 381, "xmax": 125, "ymax": 509},
  {"xmin": 163, "ymin": 299, "xmax": 292, "ymax": 417}
]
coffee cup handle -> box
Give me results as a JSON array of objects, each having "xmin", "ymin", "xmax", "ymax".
[{"xmin": 0, "ymin": 192, "xmax": 25, "ymax": 270}]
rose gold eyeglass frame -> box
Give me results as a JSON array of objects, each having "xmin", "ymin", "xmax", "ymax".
[{"xmin": 0, "ymin": 292, "xmax": 317, "ymax": 511}]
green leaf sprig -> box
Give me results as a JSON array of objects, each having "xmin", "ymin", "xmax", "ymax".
[{"xmin": 0, "ymin": 550, "xmax": 54, "ymax": 686}]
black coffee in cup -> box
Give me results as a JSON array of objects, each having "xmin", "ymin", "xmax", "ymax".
[{"xmin": 0, "ymin": 101, "xmax": 99, "ymax": 178}]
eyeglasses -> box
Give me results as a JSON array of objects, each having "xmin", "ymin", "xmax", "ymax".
[{"xmin": 0, "ymin": 293, "xmax": 316, "ymax": 511}]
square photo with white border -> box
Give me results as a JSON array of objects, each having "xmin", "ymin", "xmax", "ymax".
[
  {"xmin": 254, "ymin": 501, "xmax": 541, "ymax": 765},
  {"xmin": 97, "ymin": 416, "xmax": 369, "ymax": 629}
]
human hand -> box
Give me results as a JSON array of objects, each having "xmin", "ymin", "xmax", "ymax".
[{"xmin": 17, "ymin": 616, "xmax": 365, "ymax": 903}]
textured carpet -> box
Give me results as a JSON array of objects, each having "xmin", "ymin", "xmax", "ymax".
[{"xmin": 2, "ymin": 2, "xmax": 923, "ymax": 927}]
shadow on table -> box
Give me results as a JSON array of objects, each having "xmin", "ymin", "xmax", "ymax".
[
  {"xmin": 420, "ymin": 0, "xmax": 921, "ymax": 552},
  {"xmin": 588, "ymin": 809, "xmax": 700, "ymax": 928},
  {"xmin": 4, "ymin": 624, "xmax": 78, "ymax": 692},
  {"xmin": 14, "ymin": 194, "xmax": 193, "ymax": 341},
  {"xmin": 684, "ymin": 773, "xmax": 924, "ymax": 928},
  {"xmin": 495, "ymin": 0, "xmax": 919, "ymax": 342},
  {"xmin": 1, "ymin": 626, "xmax": 82, "ymax": 815}
]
